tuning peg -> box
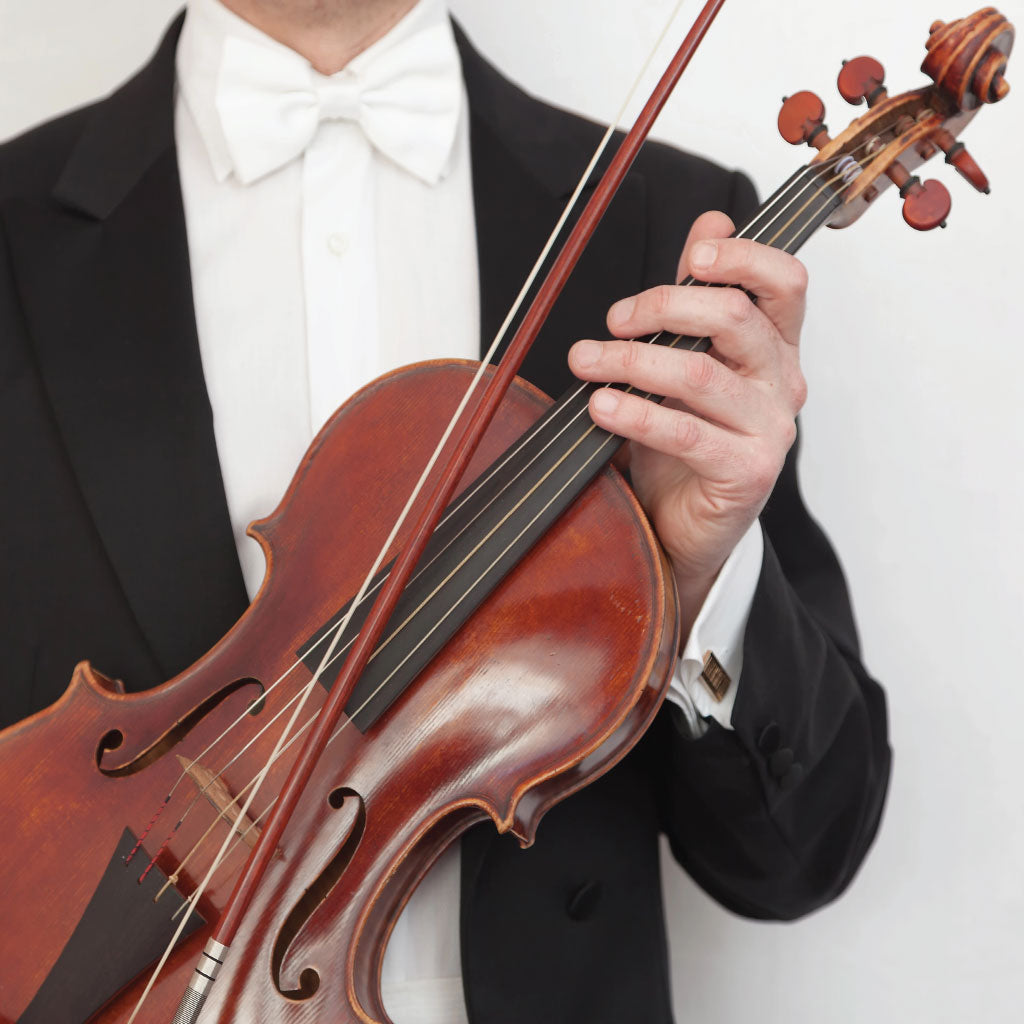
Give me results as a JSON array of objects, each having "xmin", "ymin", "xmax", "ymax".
[
  {"xmin": 902, "ymin": 180, "xmax": 951, "ymax": 231},
  {"xmin": 929, "ymin": 127, "xmax": 990, "ymax": 193},
  {"xmin": 838, "ymin": 56, "xmax": 888, "ymax": 106},
  {"xmin": 885, "ymin": 160, "xmax": 952, "ymax": 230},
  {"xmin": 778, "ymin": 91, "xmax": 833, "ymax": 150}
]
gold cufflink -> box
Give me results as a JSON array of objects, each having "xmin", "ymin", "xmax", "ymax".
[{"xmin": 700, "ymin": 650, "xmax": 731, "ymax": 702}]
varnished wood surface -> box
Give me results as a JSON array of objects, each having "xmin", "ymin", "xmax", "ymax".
[{"xmin": 0, "ymin": 361, "xmax": 676, "ymax": 1023}]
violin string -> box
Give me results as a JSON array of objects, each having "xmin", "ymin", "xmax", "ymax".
[
  {"xmin": 156, "ymin": 146, "xmax": 879, "ymax": 909},
  {"xmin": 281, "ymin": 153, "xmax": 861, "ymax": 720},
  {"xmin": 139, "ymin": 55, "xmax": 907, "ymax": 1017},
  {"xmin": 306, "ymin": 149, "xmax": 877, "ymax": 730},
  {"xmin": 126, "ymin": 0, "xmax": 693, "ymax": 875},
  {"xmin": 125, "ymin": 6, "xmax": 705, "ymax": 1015},
  {"xmin": 295, "ymin": 153, "xmax": 876, "ymax": 728},
  {"xmin": 126, "ymin": 548, "xmax": 376, "ymax": 1022},
  {"xmin": 273, "ymin": 150, "xmax": 880, "ymax": 708},
  {"xmin": 144, "ymin": 153, "xmax": 851, "ymax": 897},
  {"xmin": 149, "ymin": 144, "xmax": 891, "ymax": 1013},
  {"xmin": 151, "ymin": 142, "xmax": 868, "ymax": 856},
  {"xmin": 155, "ymin": 144, "xmax": 875, "ymax": 889}
]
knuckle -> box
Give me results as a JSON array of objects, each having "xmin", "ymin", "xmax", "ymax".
[
  {"xmin": 723, "ymin": 288, "xmax": 754, "ymax": 326},
  {"xmin": 749, "ymin": 451, "xmax": 781, "ymax": 493},
  {"xmin": 648, "ymin": 284, "xmax": 676, "ymax": 318},
  {"xmin": 684, "ymin": 353, "xmax": 717, "ymax": 393},
  {"xmin": 779, "ymin": 414, "xmax": 798, "ymax": 449},
  {"xmin": 790, "ymin": 370, "xmax": 808, "ymax": 411},
  {"xmin": 632, "ymin": 398, "xmax": 657, "ymax": 439},
  {"xmin": 620, "ymin": 340, "xmax": 642, "ymax": 370},
  {"xmin": 788, "ymin": 257, "xmax": 810, "ymax": 296},
  {"xmin": 728, "ymin": 241, "xmax": 754, "ymax": 275},
  {"xmin": 673, "ymin": 413, "xmax": 702, "ymax": 453}
]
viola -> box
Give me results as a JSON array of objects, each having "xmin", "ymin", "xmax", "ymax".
[{"xmin": 0, "ymin": 8, "xmax": 1013, "ymax": 1023}]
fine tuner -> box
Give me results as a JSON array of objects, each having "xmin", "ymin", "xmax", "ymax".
[{"xmin": 778, "ymin": 7, "xmax": 1012, "ymax": 231}]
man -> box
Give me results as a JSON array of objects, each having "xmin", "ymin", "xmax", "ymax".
[{"xmin": 0, "ymin": 1, "xmax": 890, "ymax": 1021}]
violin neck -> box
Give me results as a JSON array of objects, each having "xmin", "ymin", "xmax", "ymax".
[
  {"xmin": 450, "ymin": 162, "xmax": 844, "ymax": 587},
  {"xmin": 535, "ymin": 160, "xmax": 844, "ymax": 468},
  {"xmin": 296, "ymin": 164, "xmax": 844, "ymax": 729},
  {"xmin": 734, "ymin": 162, "xmax": 845, "ymax": 260}
]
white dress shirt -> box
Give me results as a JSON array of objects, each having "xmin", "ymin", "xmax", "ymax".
[{"xmin": 175, "ymin": 1, "xmax": 763, "ymax": 1020}]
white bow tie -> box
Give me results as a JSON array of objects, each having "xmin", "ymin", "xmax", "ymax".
[{"xmin": 214, "ymin": 21, "xmax": 462, "ymax": 186}]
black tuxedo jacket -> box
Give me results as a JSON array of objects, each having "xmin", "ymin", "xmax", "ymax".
[{"xmin": 0, "ymin": 15, "xmax": 890, "ymax": 1023}]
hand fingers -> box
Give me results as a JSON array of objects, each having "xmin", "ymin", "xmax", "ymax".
[
  {"xmin": 614, "ymin": 209, "xmax": 809, "ymax": 349},
  {"xmin": 603, "ymin": 283, "xmax": 782, "ymax": 378},
  {"xmin": 587, "ymin": 386, "xmax": 788, "ymax": 492},
  {"xmin": 569, "ymin": 339, "xmax": 779, "ymax": 436},
  {"xmin": 681, "ymin": 235, "xmax": 808, "ymax": 348}
]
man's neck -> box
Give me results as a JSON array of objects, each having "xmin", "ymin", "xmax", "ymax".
[{"xmin": 218, "ymin": 0, "xmax": 421, "ymax": 74}]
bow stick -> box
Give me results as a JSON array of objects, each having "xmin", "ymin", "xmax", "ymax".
[{"xmin": 168, "ymin": 1, "xmax": 729, "ymax": 1018}]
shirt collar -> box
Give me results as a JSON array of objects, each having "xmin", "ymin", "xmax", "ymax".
[{"xmin": 175, "ymin": 0, "xmax": 456, "ymax": 183}]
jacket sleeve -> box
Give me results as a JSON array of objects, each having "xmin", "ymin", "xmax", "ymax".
[{"xmin": 644, "ymin": 170, "xmax": 892, "ymax": 921}]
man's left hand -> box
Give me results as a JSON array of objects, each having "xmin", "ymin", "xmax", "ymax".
[{"xmin": 568, "ymin": 210, "xmax": 809, "ymax": 631}]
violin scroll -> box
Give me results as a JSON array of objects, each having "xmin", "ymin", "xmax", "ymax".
[
  {"xmin": 777, "ymin": 8, "xmax": 1013, "ymax": 231},
  {"xmin": 923, "ymin": 9, "xmax": 1012, "ymax": 108}
]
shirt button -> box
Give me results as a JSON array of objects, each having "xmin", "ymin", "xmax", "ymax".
[{"xmin": 327, "ymin": 232, "xmax": 349, "ymax": 257}]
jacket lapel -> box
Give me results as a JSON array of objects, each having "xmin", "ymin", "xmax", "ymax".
[
  {"xmin": 4, "ymin": 14, "xmax": 248, "ymax": 681},
  {"xmin": 453, "ymin": 19, "xmax": 649, "ymax": 982},
  {"xmin": 456, "ymin": 22, "xmax": 647, "ymax": 398},
  {"xmin": 5, "ymin": 14, "xmax": 645, "ymax": 685},
  {"xmin": 7, "ymin": 6, "xmax": 648, "ymax": 918}
]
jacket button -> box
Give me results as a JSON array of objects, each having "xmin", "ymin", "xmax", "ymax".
[
  {"xmin": 757, "ymin": 722, "xmax": 781, "ymax": 755},
  {"xmin": 566, "ymin": 880, "xmax": 603, "ymax": 921},
  {"xmin": 769, "ymin": 747, "xmax": 794, "ymax": 778}
]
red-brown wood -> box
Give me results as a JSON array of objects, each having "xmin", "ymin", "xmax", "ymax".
[
  {"xmin": 947, "ymin": 144, "xmax": 990, "ymax": 191},
  {"xmin": 212, "ymin": 0, "xmax": 729, "ymax": 955},
  {"xmin": 901, "ymin": 177, "xmax": 953, "ymax": 230},
  {"xmin": 922, "ymin": 8, "xmax": 1013, "ymax": 109},
  {"xmin": 838, "ymin": 56, "xmax": 887, "ymax": 105},
  {"xmin": 777, "ymin": 90, "xmax": 829, "ymax": 145},
  {"xmin": 931, "ymin": 126, "xmax": 991, "ymax": 192},
  {"xmin": 0, "ymin": 10, "xmax": 1016, "ymax": 1023},
  {"xmin": 0, "ymin": 362, "xmax": 677, "ymax": 1023},
  {"xmin": 798, "ymin": 8, "xmax": 1012, "ymax": 230}
]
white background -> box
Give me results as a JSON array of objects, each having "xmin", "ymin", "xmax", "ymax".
[{"xmin": 1, "ymin": 1, "xmax": 1021, "ymax": 1021}]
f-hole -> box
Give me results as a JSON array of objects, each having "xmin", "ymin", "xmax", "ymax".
[
  {"xmin": 95, "ymin": 677, "xmax": 265, "ymax": 777},
  {"xmin": 272, "ymin": 787, "xmax": 366, "ymax": 1000}
]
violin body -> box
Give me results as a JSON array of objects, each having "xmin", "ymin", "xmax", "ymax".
[
  {"xmin": 1, "ymin": 7, "xmax": 1013, "ymax": 1021},
  {"xmin": 0, "ymin": 360, "xmax": 677, "ymax": 1023}
]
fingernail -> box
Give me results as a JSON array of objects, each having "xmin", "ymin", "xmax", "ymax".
[
  {"xmin": 691, "ymin": 241, "xmax": 717, "ymax": 270},
  {"xmin": 591, "ymin": 388, "xmax": 620, "ymax": 415},
  {"xmin": 608, "ymin": 296, "xmax": 636, "ymax": 327},
  {"xmin": 572, "ymin": 340, "xmax": 602, "ymax": 367}
]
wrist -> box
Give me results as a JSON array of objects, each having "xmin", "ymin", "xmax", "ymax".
[{"xmin": 672, "ymin": 563, "xmax": 724, "ymax": 644}]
